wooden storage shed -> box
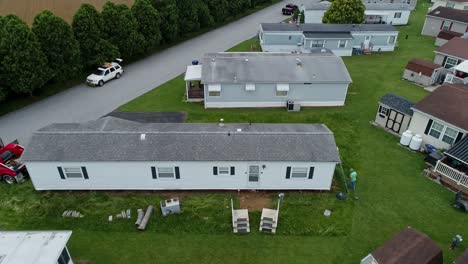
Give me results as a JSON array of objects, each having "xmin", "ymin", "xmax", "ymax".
[
  {"xmin": 361, "ymin": 227, "xmax": 443, "ymax": 264},
  {"xmin": 403, "ymin": 58, "xmax": 444, "ymax": 86},
  {"xmin": 374, "ymin": 93, "xmax": 414, "ymax": 135}
]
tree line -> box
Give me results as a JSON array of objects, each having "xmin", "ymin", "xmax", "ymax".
[{"xmin": 0, "ymin": 0, "xmax": 272, "ymax": 102}]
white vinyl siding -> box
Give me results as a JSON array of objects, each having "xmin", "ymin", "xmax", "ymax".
[
  {"xmin": 64, "ymin": 167, "xmax": 84, "ymax": 179},
  {"xmin": 157, "ymin": 167, "xmax": 175, "ymax": 179},
  {"xmin": 291, "ymin": 167, "xmax": 308, "ymax": 178}
]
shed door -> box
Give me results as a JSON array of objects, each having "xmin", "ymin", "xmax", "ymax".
[{"xmin": 385, "ymin": 109, "xmax": 404, "ymax": 134}]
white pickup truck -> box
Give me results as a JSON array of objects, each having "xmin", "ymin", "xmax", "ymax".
[{"xmin": 86, "ymin": 59, "xmax": 124, "ymax": 87}]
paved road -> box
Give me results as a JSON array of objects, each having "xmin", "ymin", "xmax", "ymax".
[{"xmin": 0, "ymin": 0, "xmax": 306, "ymax": 144}]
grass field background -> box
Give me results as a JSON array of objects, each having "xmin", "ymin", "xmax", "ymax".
[
  {"xmin": 1, "ymin": 0, "xmax": 467, "ymax": 263},
  {"xmin": 0, "ymin": 0, "xmax": 133, "ymax": 25}
]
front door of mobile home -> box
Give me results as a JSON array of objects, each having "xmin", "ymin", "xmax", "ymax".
[
  {"xmin": 385, "ymin": 109, "xmax": 404, "ymax": 134},
  {"xmin": 248, "ymin": 165, "xmax": 260, "ymax": 185}
]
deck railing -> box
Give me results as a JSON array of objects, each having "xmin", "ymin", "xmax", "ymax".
[
  {"xmin": 435, "ymin": 160, "xmax": 468, "ymax": 189},
  {"xmin": 444, "ymin": 73, "xmax": 468, "ymax": 85}
]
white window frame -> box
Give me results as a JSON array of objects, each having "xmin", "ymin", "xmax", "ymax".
[
  {"xmin": 245, "ymin": 83, "xmax": 256, "ymax": 91},
  {"xmin": 338, "ymin": 40, "xmax": 347, "ymax": 48},
  {"xmin": 276, "ymin": 84, "xmax": 289, "ymax": 97},
  {"xmin": 388, "ymin": 35, "xmax": 396, "ymax": 44},
  {"xmin": 464, "ymin": 5, "xmax": 468, "ymax": 10},
  {"xmin": 442, "ymin": 20, "xmax": 451, "ymax": 30},
  {"xmin": 63, "ymin": 167, "xmax": 84, "ymax": 179},
  {"xmin": 157, "ymin": 167, "xmax": 176, "ymax": 179},
  {"xmin": 428, "ymin": 121, "xmax": 444, "ymax": 139},
  {"xmin": 291, "ymin": 167, "xmax": 308, "ymax": 179},
  {"xmin": 208, "ymin": 91, "xmax": 221, "ymax": 97},
  {"xmin": 394, "ymin": 12, "xmax": 402, "ymax": 18},
  {"xmin": 441, "ymin": 126, "xmax": 458, "ymax": 145},
  {"xmin": 379, "ymin": 105, "xmax": 389, "ymax": 116},
  {"xmin": 208, "ymin": 84, "xmax": 221, "ymax": 97},
  {"xmin": 218, "ymin": 166, "xmax": 230, "ymax": 175},
  {"xmin": 446, "ymin": 2, "xmax": 455, "ymax": 8},
  {"xmin": 444, "ymin": 57, "xmax": 458, "ymax": 69},
  {"xmin": 311, "ymin": 40, "xmax": 325, "ymax": 48}
]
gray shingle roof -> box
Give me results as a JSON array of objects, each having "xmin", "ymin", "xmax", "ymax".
[
  {"xmin": 303, "ymin": 32, "xmax": 353, "ymax": 39},
  {"xmin": 201, "ymin": 52, "xmax": 352, "ymax": 84},
  {"xmin": 446, "ymin": 135, "xmax": 468, "ymax": 165},
  {"xmin": 22, "ymin": 117, "xmax": 341, "ymax": 163},
  {"xmin": 380, "ymin": 93, "xmax": 414, "ymax": 115},
  {"xmin": 260, "ymin": 23, "xmax": 398, "ymax": 33}
]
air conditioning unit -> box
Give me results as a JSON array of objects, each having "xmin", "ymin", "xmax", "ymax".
[
  {"xmin": 286, "ymin": 100, "xmax": 301, "ymax": 112},
  {"xmin": 160, "ymin": 198, "xmax": 182, "ymax": 216}
]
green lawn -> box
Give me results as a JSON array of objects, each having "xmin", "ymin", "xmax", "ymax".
[{"xmin": 1, "ymin": 1, "xmax": 467, "ymax": 263}]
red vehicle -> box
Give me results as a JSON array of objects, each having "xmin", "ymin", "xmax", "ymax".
[
  {"xmin": 282, "ymin": 3, "xmax": 299, "ymax": 15},
  {"xmin": 0, "ymin": 139, "xmax": 28, "ymax": 184}
]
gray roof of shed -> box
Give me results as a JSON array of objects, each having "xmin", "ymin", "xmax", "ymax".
[
  {"xmin": 446, "ymin": 135, "xmax": 468, "ymax": 165},
  {"xmin": 380, "ymin": 93, "xmax": 414, "ymax": 115},
  {"xmin": 201, "ymin": 52, "xmax": 352, "ymax": 84},
  {"xmin": 22, "ymin": 117, "xmax": 341, "ymax": 163},
  {"xmin": 260, "ymin": 23, "xmax": 398, "ymax": 33}
]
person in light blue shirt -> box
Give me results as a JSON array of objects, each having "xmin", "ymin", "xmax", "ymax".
[{"xmin": 349, "ymin": 168, "xmax": 357, "ymax": 191}]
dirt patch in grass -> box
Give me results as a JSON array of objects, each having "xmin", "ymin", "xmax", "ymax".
[{"xmin": 238, "ymin": 191, "xmax": 272, "ymax": 211}]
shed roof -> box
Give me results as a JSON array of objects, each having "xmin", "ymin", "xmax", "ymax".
[
  {"xmin": 436, "ymin": 30, "xmax": 463, "ymax": 41},
  {"xmin": 0, "ymin": 231, "xmax": 72, "ymax": 264},
  {"xmin": 184, "ymin": 65, "xmax": 202, "ymax": 81},
  {"xmin": 371, "ymin": 227, "xmax": 443, "ymax": 264},
  {"xmin": 427, "ymin": 7, "xmax": 468, "ymax": 24},
  {"xmin": 380, "ymin": 93, "xmax": 414, "ymax": 115},
  {"xmin": 22, "ymin": 117, "xmax": 341, "ymax": 163},
  {"xmin": 446, "ymin": 135, "xmax": 468, "ymax": 165},
  {"xmin": 436, "ymin": 37, "xmax": 468, "ymax": 60},
  {"xmin": 201, "ymin": 52, "xmax": 352, "ymax": 84},
  {"xmin": 405, "ymin": 58, "xmax": 442, "ymax": 77},
  {"xmin": 455, "ymin": 250, "xmax": 468, "ymax": 264},
  {"xmin": 413, "ymin": 84, "xmax": 468, "ymax": 131},
  {"xmin": 260, "ymin": 23, "xmax": 398, "ymax": 33}
]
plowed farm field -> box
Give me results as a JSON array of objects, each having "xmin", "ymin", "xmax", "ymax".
[{"xmin": 0, "ymin": 0, "xmax": 134, "ymax": 25}]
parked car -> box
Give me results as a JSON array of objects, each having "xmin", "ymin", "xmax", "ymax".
[
  {"xmin": 282, "ymin": 3, "xmax": 298, "ymax": 15},
  {"xmin": 86, "ymin": 59, "xmax": 124, "ymax": 87}
]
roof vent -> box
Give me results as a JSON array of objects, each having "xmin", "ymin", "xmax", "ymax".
[
  {"xmin": 219, "ymin": 118, "xmax": 224, "ymax": 127},
  {"xmin": 296, "ymin": 58, "xmax": 302, "ymax": 66},
  {"xmin": 312, "ymin": 74, "xmax": 316, "ymax": 78},
  {"xmin": 321, "ymin": 48, "xmax": 327, "ymax": 53},
  {"xmin": 237, "ymin": 128, "xmax": 242, "ymax": 132},
  {"xmin": 140, "ymin": 134, "xmax": 146, "ymax": 141},
  {"xmin": 245, "ymin": 58, "xmax": 249, "ymax": 62},
  {"xmin": 211, "ymin": 58, "xmax": 216, "ymax": 62},
  {"xmin": 434, "ymin": 11, "xmax": 440, "ymax": 14},
  {"xmin": 234, "ymin": 76, "xmax": 237, "ymax": 81}
]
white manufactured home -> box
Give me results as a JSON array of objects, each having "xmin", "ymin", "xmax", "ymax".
[
  {"xmin": 184, "ymin": 52, "xmax": 352, "ymax": 108},
  {"xmin": 0, "ymin": 231, "xmax": 73, "ymax": 264},
  {"xmin": 22, "ymin": 117, "xmax": 341, "ymax": 191}
]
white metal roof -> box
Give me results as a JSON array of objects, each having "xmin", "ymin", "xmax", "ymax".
[
  {"xmin": 454, "ymin": 60, "xmax": 468, "ymax": 73},
  {"xmin": 184, "ymin": 65, "xmax": 202, "ymax": 81},
  {"xmin": 365, "ymin": 11, "xmax": 391, "ymax": 15},
  {"xmin": 0, "ymin": 231, "xmax": 72, "ymax": 264}
]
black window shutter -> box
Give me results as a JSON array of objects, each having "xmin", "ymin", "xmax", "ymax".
[
  {"xmin": 441, "ymin": 56, "xmax": 447, "ymax": 67},
  {"xmin": 151, "ymin": 166, "xmax": 157, "ymax": 179},
  {"xmin": 308, "ymin": 167, "xmax": 315, "ymax": 179},
  {"xmin": 455, "ymin": 133, "xmax": 463, "ymax": 144},
  {"xmin": 175, "ymin": 167, "xmax": 180, "ymax": 179},
  {"xmin": 230, "ymin": 166, "xmax": 235, "ymax": 175},
  {"xmin": 286, "ymin": 167, "xmax": 291, "ymax": 179},
  {"xmin": 213, "ymin": 166, "xmax": 218, "ymax": 175},
  {"xmin": 378, "ymin": 105, "xmax": 382, "ymax": 113},
  {"xmin": 424, "ymin": 119, "xmax": 433, "ymax": 135},
  {"xmin": 81, "ymin": 167, "xmax": 89, "ymax": 179},
  {"xmin": 57, "ymin": 167, "xmax": 65, "ymax": 179}
]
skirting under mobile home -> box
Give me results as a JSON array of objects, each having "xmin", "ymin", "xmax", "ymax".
[{"xmin": 22, "ymin": 117, "xmax": 342, "ymax": 191}]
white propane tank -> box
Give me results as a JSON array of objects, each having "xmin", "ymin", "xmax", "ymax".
[
  {"xmin": 400, "ymin": 130, "xmax": 413, "ymax": 146},
  {"xmin": 409, "ymin": 134, "xmax": 423, "ymax": 151}
]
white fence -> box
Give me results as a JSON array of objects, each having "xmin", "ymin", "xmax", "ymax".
[{"xmin": 435, "ymin": 160, "xmax": 468, "ymax": 189}]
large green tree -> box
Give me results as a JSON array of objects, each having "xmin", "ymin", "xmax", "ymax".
[
  {"xmin": 101, "ymin": 2, "xmax": 145, "ymax": 58},
  {"xmin": 176, "ymin": 0, "xmax": 200, "ymax": 35},
  {"xmin": 203, "ymin": 0, "xmax": 228, "ymax": 23},
  {"xmin": 32, "ymin": 10, "xmax": 81, "ymax": 81},
  {"xmin": 151, "ymin": 0, "xmax": 179, "ymax": 43},
  {"xmin": 132, "ymin": 0, "xmax": 162, "ymax": 51},
  {"xmin": 196, "ymin": 0, "xmax": 214, "ymax": 28},
  {"xmin": 72, "ymin": 4, "xmax": 119, "ymax": 67},
  {"xmin": 0, "ymin": 15, "xmax": 50, "ymax": 96},
  {"xmin": 323, "ymin": 0, "xmax": 365, "ymax": 24}
]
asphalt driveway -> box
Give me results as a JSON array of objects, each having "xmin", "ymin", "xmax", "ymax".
[{"xmin": 0, "ymin": 0, "xmax": 306, "ymax": 144}]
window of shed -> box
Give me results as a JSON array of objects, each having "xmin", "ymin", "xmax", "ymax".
[
  {"xmin": 379, "ymin": 106, "xmax": 389, "ymax": 116},
  {"xmin": 64, "ymin": 167, "xmax": 84, "ymax": 179},
  {"xmin": 394, "ymin": 12, "xmax": 402, "ymax": 18}
]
